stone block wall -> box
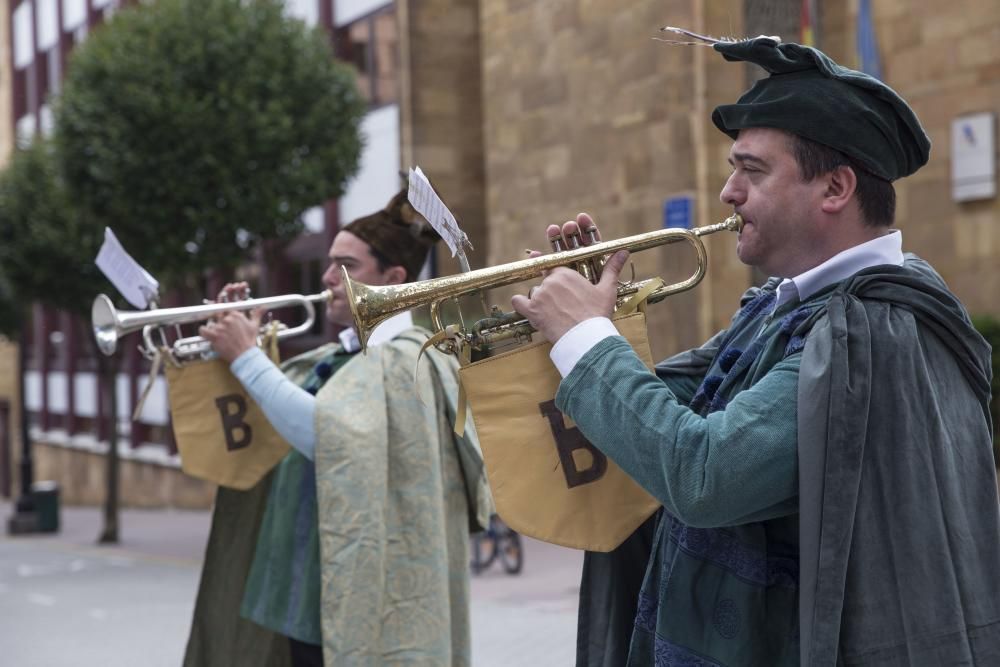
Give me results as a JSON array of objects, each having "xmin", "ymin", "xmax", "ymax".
[
  {"xmin": 399, "ymin": 0, "xmax": 488, "ymax": 276},
  {"xmin": 480, "ymin": 0, "xmax": 752, "ymax": 359},
  {"xmin": 32, "ymin": 441, "xmax": 215, "ymax": 509}
]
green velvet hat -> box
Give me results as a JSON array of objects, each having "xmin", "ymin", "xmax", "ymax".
[{"xmin": 711, "ymin": 36, "xmax": 930, "ymax": 181}]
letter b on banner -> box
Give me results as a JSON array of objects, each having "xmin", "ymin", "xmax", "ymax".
[
  {"xmin": 214, "ymin": 394, "xmax": 253, "ymax": 451},
  {"xmin": 539, "ymin": 399, "xmax": 607, "ymax": 488},
  {"xmin": 457, "ymin": 312, "xmax": 661, "ymax": 551},
  {"xmin": 166, "ymin": 359, "xmax": 290, "ymax": 490}
]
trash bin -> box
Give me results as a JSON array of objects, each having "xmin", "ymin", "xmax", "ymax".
[{"xmin": 31, "ymin": 481, "xmax": 60, "ymax": 534}]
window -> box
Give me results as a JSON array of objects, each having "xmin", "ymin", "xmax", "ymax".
[
  {"xmin": 36, "ymin": 0, "xmax": 59, "ymax": 52},
  {"xmin": 62, "ymin": 0, "xmax": 87, "ymax": 32},
  {"xmin": 13, "ymin": 1, "xmax": 35, "ymax": 70},
  {"xmin": 334, "ymin": 6, "xmax": 398, "ymax": 108}
]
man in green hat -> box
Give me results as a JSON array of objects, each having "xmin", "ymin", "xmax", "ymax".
[{"xmin": 513, "ymin": 36, "xmax": 1000, "ymax": 666}]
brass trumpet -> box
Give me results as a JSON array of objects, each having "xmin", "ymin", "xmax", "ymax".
[
  {"xmin": 344, "ymin": 214, "xmax": 743, "ymax": 354},
  {"xmin": 92, "ymin": 291, "xmax": 331, "ymax": 360}
]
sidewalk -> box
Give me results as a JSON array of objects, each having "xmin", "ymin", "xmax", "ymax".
[
  {"xmin": 1, "ymin": 500, "xmax": 214, "ymax": 564},
  {"xmin": 0, "ymin": 500, "xmax": 582, "ymax": 666}
]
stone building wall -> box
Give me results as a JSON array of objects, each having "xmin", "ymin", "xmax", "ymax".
[
  {"xmin": 480, "ymin": 0, "xmax": 753, "ymax": 359},
  {"xmin": 399, "ymin": 0, "xmax": 488, "ymax": 275},
  {"xmin": 31, "ymin": 441, "xmax": 215, "ymax": 509}
]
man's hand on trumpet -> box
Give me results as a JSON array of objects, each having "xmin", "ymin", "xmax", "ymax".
[
  {"xmin": 511, "ymin": 213, "xmax": 629, "ymax": 344},
  {"xmin": 198, "ymin": 281, "xmax": 265, "ymax": 363}
]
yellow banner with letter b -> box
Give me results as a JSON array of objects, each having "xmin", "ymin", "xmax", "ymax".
[
  {"xmin": 458, "ymin": 311, "xmax": 660, "ymax": 552},
  {"xmin": 165, "ymin": 358, "xmax": 290, "ymax": 490}
]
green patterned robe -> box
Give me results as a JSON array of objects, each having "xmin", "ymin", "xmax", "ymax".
[{"xmin": 314, "ymin": 328, "xmax": 491, "ymax": 666}]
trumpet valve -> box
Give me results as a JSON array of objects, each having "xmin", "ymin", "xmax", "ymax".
[{"xmin": 548, "ymin": 230, "xmax": 565, "ymax": 252}]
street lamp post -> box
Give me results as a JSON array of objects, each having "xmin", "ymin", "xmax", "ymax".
[{"xmin": 7, "ymin": 338, "xmax": 37, "ymax": 534}]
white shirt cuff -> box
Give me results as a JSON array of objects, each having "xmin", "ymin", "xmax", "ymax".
[{"xmin": 549, "ymin": 317, "xmax": 619, "ymax": 378}]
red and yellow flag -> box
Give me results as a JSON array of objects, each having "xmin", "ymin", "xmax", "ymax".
[{"xmin": 799, "ymin": 0, "xmax": 815, "ymax": 46}]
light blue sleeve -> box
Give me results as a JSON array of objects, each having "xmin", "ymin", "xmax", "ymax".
[
  {"xmin": 556, "ymin": 336, "xmax": 799, "ymax": 528},
  {"xmin": 229, "ymin": 347, "xmax": 316, "ymax": 460}
]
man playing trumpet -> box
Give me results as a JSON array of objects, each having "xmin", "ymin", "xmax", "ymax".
[
  {"xmin": 513, "ymin": 35, "xmax": 1000, "ymax": 666},
  {"xmin": 185, "ymin": 188, "xmax": 490, "ymax": 667}
]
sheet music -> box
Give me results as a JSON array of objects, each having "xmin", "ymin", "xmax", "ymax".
[
  {"xmin": 95, "ymin": 228, "xmax": 160, "ymax": 309},
  {"xmin": 407, "ymin": 167, "xmax": 473, "ymax": 258}
]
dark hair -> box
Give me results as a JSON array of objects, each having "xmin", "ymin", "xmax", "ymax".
[
  {"xmin": 786, "ymin": 134, "xmax": 896, "ymax": 228},
  {"xmin": 343, "ymin": 188, "xmax": 440, "ymax": 282},
  {"xmin": 366, "ymin": 245, "xmax": 394, "ymax": 275}
]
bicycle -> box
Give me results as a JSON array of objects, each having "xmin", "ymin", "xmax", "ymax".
[{"xmin": 470, "ymin": 514, "xmax": 523, "ymax": 575}]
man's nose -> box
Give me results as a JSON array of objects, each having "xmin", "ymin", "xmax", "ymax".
[
  {"xmin": 719, "ymin": 173, "xmax": 744, "ymax": 207},
  {"xmin": 322, "ymin": 266, "xmax": 340, "ymax": 287}
]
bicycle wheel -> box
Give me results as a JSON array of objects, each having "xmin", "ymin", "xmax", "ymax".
[
  {"xmin": 498, "ymin": 528, "xmax": 524, "ymax": 575},
  {"xmin": 470, "ymin": 531, "xmax": 497, "ymax": 574}
]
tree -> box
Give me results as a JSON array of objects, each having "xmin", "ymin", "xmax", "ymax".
[
  {"xmin": 55, "ymin": 0, "xmax": 366, "ymax": 284},
  {"xmin": 0, "ymin": 271, "xmax": 22, "ymax": 340},
  {"xmin": 35, "ymin": 0, "xmax": 365, "ymax": 542},
  {"xmin": 0, "ymin": 140, "xmax": 114, "ymax": 534}
]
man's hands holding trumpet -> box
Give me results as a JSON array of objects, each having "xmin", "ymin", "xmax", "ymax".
[
  {"xmin": 198, "ymin": 282, "xmax": 265, "ymax": 363},
  {"xmin": 511, "ymin": 213, "xmax": 630, "ymax": 344}
]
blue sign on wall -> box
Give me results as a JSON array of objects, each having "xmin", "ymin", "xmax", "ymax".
[{"xmin": 663, "ymin": 195, "xmax": 693, "ymax": 229}]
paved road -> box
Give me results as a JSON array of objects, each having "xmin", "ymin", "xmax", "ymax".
[{"xmin": 0, "ymin": 502, "xmax": 582, "ymax": 666}]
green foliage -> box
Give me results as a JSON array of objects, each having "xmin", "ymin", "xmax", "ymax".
[
  {"xmin": 972, "ymin": 314, "xmax": 1000, "ymax": 464},
  {"xmin": 0, "ymin": 140, "xmax": 108, "ymax": 319},
  {"xmin": 0, "ymin": 270, "xmax": 23, "ymax": 338},
  {"xmin": 54, "ymin": 0, "xmax": 366, "ymax": 284}
]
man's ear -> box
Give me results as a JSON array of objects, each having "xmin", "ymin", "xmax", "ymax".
[
  {"xmin": 821, "ymin": 165, "xmax": 858, "ymax": 214},
  {"xmin": 383, "ymin": 265, "xmax": 408, "ymax": 285}
]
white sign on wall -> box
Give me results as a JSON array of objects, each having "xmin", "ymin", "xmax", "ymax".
[{"xmin": 951, "ymin": 112, "xmax": 996, "ymax": 202}]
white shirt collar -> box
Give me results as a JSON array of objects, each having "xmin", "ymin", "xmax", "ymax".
[
  {"xmin": 775, "ymin": 230, "xmax": 904, "ymax": 308},
  {"xmin": 338, "ymin": 310, "xmax": 414, "ymax": 353}
]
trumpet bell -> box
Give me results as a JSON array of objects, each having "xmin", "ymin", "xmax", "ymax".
[{"xmin": 92, "ymin": 294, "xmax": 122, "ymax": 356}]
